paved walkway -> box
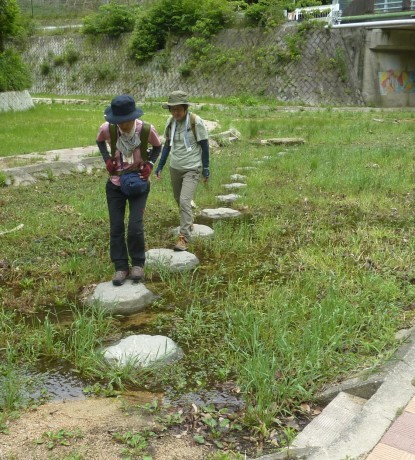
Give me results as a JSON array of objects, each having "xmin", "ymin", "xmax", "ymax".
[{"xmin": 366, "ymin": 396, "xmax": 415, "ymax": 460}]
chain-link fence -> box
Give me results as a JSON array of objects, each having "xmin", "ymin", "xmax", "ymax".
[{"xmin": 17, "ymin": 0, "xmax": 140, "ymax": 18}]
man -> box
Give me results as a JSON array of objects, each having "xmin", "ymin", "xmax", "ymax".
[{"xmin": 155, "ymin": 90, "xmax": 210, "ymax": 251}]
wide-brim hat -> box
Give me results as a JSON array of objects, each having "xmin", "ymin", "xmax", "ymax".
[
  {"xmin": 162, "ymin": 90, "xmax": 191, "ymax": 109},
  {"xmin": 105, "ymin": 95, "xmax": 143, "ymax": 124}
]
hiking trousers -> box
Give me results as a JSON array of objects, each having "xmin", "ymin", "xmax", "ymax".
[
  {"xmin": 169, "ymin": 167, "xmax": 200, "ymax": 240},
  {"xmin": 106, "ymin": 180, "xmax": 149, "ymax": 271}
]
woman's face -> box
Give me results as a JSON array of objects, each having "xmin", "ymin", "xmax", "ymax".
[
  {"xmin": 118, "ymin": 119, "xmax": 135, "ymax": 133},
  {"xmin": 169, "ymin": 105, "xmax": 188, "ymax": 122}
]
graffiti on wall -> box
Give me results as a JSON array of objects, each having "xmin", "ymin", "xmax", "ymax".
[{"xmin": 379, "ymin": 70, "xmax": 415, "ymax": 95}]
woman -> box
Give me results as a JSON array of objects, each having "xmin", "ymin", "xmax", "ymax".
[
  {"xmin": 155, "ymin": 90, "xmax": 210, "ymax": 251},
  {"xmin": 96, "ymin": 95, "xmax": 161, "ymax": 285}
]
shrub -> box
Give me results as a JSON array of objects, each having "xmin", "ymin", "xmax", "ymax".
[
  {"xmin": 82, "ymin": 2, "xmax": 136, "ymax": 38},
  {"xmin": 129, "ymin": 0, "xmax": 232, "ymax": 62},
  {"xmin": 0, "ymin": 49, "xmax": 31, "ymax": 91},
  {"xmin": 63, "ymin": 41, "xmax": 80, "ymax": 66},
  {"xmin": 245, "ymin": 0, "xmax": 285, "ymax": 28}
]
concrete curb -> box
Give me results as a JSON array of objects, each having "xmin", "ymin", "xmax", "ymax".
[{"xmin": 253, "ymin": 329, "xmax": 415, "ymax": 460}]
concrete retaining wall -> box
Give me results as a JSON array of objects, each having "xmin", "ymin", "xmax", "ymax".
[
  {"xmin": 0, "ymin": 90, "xmax": 34, "ymax": 112},
  {"xmin": 22, "ymin": 26, "xmax": 366, "ymax": 106}
]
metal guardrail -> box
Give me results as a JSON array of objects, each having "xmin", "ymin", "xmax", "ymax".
[{"xmin": 375, "ymin": 1, "xmax": 405, "ymax": 12}]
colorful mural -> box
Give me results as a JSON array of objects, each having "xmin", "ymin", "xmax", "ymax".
[{"xmin": 379, "ymin": 70, "xmax": 415, "ymax": 95}]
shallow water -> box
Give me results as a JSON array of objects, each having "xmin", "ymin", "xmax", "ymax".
[{"xmin": 26, "ymin": 360, "xmax": 91, "ymax": 401}]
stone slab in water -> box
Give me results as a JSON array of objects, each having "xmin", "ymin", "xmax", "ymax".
[
  {"xmin": 146, "ymin": 248, "xmax": 199, "ymax": 272},
  {"xmin": 103, "ymin": 334, "xmax": 183, "ymax": 367},
  {"xmin": 88, "ymin": 281, "xmax": 156, "ymax": 315},
  {"xmin": 171, "ymin": 223, "xmax": 214, "ymax": 239},
  {"xmin": 201, "ymin": 208, "xmax": 242, "ymax": 219},
  {"xmin": 223, "ymin": 182, "xmax": 247, "ymax": 190},
  {"xmin": 216, "ymin": 194, "xmax": 241, "ymax": 203}
]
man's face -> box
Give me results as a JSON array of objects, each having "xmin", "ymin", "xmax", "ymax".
[
  {"xmin": 169, "ymin": 105, "xmax": 187, "ymax": 122},
  {"xmin": 118, "ymin": 120, "xmax": 135, "ymax": 133}
]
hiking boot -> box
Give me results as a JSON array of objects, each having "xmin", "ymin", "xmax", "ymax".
[
  {"xmin": 112, "ymin": 270, "xmax": 129, "ymax": 286},
  {"xmin": 174, "ymin": 234, "xmax": 188, "ymax": 251},
  {"xmin": 130, "ymin": 266, "xmax": 144, "ymax": 282}
]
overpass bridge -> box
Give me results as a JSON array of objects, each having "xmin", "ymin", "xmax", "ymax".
[{"xmin": 332, "ymin": 0, "xmax": 415, "ymax": 107}]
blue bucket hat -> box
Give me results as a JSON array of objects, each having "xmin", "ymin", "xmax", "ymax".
[{"xmin": 105, "ymin": 95, "xmax": 143, "ymax": 124}]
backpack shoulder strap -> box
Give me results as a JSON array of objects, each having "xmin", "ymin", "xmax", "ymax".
[
  {"xmin": 140, "ymin": 121, "xmax": 151, "ymax": 161},
  {"xmin": 165, "ymin": 113, "xmax": 197, "ymax": 142},
  {"xmin": 165, "ymin": 116, "xmax": 173, "ymax": 142},
  {"xmin": 190, "ymin": 112, "xmax": 197, "ymax": 139},
  {"xmin": 109, "ymin": 123, "xmax": 117, "ymax": 158}
]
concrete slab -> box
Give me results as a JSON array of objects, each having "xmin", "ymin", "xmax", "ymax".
[{"xmin": 293, "ymin": 392, "xmax": 366, "ymax": 449}]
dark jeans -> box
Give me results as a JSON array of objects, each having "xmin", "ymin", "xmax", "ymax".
[{"xmin": 106, "ymin": 180, "xmax": 150, "ymax": 271}]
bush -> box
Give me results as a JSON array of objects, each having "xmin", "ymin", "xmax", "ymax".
[
  {"xmin": 0, "ymin": 49, "xmax": 31, "ymax": 91},
  {"xmin": 82, "ymin": 2, "xmax": 136, "ymax": 38},
  {"xmin": 245, "ymin": 0, "xmax": 285, "ymax": 28},
  {"xmin": 129, "ymin": 0, "xmax": 232, "ymax": 62}
]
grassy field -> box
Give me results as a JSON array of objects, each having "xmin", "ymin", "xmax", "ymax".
[{"xmin": 1, "ymin": 99, "xmax": 415, "ymax": 453}]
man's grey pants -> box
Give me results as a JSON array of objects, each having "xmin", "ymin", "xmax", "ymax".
[{"xmin": 169, "ymin": 167, "xmax": 200, "ymax": 241}]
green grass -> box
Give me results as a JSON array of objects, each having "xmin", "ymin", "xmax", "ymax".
[{"xmin": 1, "ymin": 100, "xmax": 415, "ymax": 451}]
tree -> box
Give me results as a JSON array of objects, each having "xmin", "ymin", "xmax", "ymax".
[
  {"xmin": 0, "ymin": 0, "xmax": 20, "ymax": 53},
  {"xmin": 0, "ymin": 0, "xmax": 31, "ymax": 91}
]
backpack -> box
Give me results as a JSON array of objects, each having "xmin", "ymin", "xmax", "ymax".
[
  {"xmin": 164, "ymin": 112, "xmax": 197, "ymax": 142},
  {"xmin": 109, "ymin": 121, "xmax": 151, "ymax": 161}
]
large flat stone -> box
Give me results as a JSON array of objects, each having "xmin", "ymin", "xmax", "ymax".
[
  {"xmin": 201, "ymin": 208, "xmax": 242, "ymax": 219},
  {"xmin": 216, "ymin": 194, "xmax": 241, "ymax": 203},
  {"xmin": 103, "ymin": 334, "xmax": 183, "ymax": 367},
  {"xmin": 87, "ymin": 281, "xmax": 156, "ymax": 315},
  {"xmin": 145, "ymin": 248, "xmax": 199, "ymax": 272},
  {"xmin": 223, "ymin": 182, "xmax": 247, "ymax": 190},
  {"xmin": 172, "ymin": 224, "xmax": 214, "ymax": 239}
]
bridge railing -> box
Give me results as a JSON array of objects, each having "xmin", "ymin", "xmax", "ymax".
[{"xmin": 287, "ymin": 4, "xmax": 338, "ymax": 22}]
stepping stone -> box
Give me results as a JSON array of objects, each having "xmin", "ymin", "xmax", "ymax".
[
  {"xmin": 87, "ymin": 281, "xmax": 156, "ymax": 315},
  {"xmin": 223, "ymin": 182, "xmax": 247, "ymax": 190},
  {"xmin": 103, "ymin": 334, "xmax": 183, "ymax": 368},
  {"xmin": 236, "ymin": 166, "xmax": 257, "ymax": 171},
  {"xmin": 216, "ymin": 194, "xmax": 240, "ymax": 203},
  {"xmin": 172, "ymin": 223, "xmax": 214, "ymax": 239},
  {"xmin": 145, "ymin": 248, "xmax": 199, "ymax": 272},
  {"xmin": 230, "ymin": 174, "xmax": 246, "ymax": 181},
  {"xmin": 201, "ymin": 208, "xmax": 241, "ymax": 219},
  {"xmin": 258, "ymin": 137, "xmax": 305, "ymax": 145}
]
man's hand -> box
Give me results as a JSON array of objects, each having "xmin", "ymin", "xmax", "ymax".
[
  {"xmin": 139, "ymin": 162, "xmax": 153, "ymax": 181},
  {"xmin": 155, "ymin": 166, "xmax": 162, "ymax": 180},
  {"xmin": 202, "ymin": 167, "xmax": 210, "ymax": 183},
  {"xmin": 105, "ymin": 159, "xmax": 117, "ymax": 174}
]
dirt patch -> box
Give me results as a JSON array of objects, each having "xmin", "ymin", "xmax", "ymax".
[{"xmin": 0, "ymin": 397, "xmax": 210, "ymax": 460}]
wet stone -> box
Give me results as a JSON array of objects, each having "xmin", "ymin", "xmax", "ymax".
[
  {"xmin": 216, "ymin": 194, "xmax": 241, "ymax": 203},
  {"xmin": 87, "ymin": 281, "xmax": 157, "ymax": 315},
  {"xmin": 103, "ymin": 334, "xmax": 183, "ymax": 367},
  {"xmin": 223, "ymin": 182, "xmax": 247, "ymax": 190},
  {"xmin": 145, "ymin": 248, "xmax": 199, "ymax": 272},
  {"xmin": 201, "ymin": 208, "xmax": 242, "ymax": 219}
]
